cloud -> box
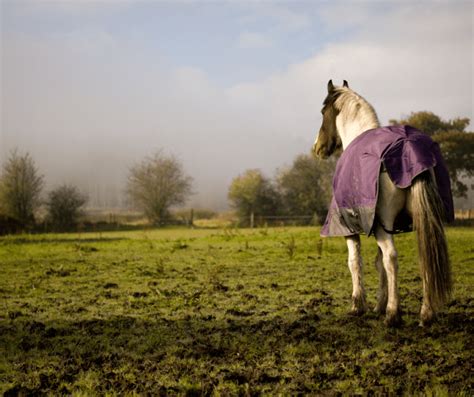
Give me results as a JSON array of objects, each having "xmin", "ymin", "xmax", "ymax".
[
  {"xmin": 264, "ymin": 3, "xmax": 310, "ymax": 32},
  {"xmin": 3, "ymin": 0, "xmax": 135, "ymax": 18},
  {"xmin": 237, "ymin": 32, "xmax": 273, "ymax": 49},
  {"xmin": 237, "ymin": 2, "xmax": 311, "ymax": 32},
  {"xmin": 230, "ymin": 1, "xmax": 473, "ymax": 130}
]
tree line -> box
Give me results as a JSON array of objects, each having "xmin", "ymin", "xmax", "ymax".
[
  {"xmin": 228, "ymin": 156, "xmax": 336, "ymax": 226},
  {"xmin": 0, "ymin": 111, "xmax": 472, "ymax": 232}
]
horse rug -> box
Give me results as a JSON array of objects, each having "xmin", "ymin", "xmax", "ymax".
[{"xmin": 321, "ymin": 125, "xmax": 454, "ymax": 237}]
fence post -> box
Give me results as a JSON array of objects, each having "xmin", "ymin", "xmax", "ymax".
[
  {"xmin": 250, "ymin": 211, "xmax": 254, "ymax": 228},
  {"xmin": 189, "ymin": 209, "xmax": 194, "ymax": 228}
]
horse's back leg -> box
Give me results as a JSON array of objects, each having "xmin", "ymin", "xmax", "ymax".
[
  {"xmin": 345, "ymin": 235, "xmax": 367, "ymax": 315},
  {"xmin": 374, "ymin": 227, "xmax": 402, "ymax": 326},
  {"xmin": 373, "ymin": 247, "xmax": 387, "ymax": 315},
  {"xmin": 375, "ymin": 172, "xmax": 407, "ymax": 326}
]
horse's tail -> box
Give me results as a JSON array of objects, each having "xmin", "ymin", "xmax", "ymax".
[{"xmin": 411, "ymin": 171, "xmax": 452, "ymax": 309}]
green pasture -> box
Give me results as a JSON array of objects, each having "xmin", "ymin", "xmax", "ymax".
[{"xmin": 0, "ymin": 226, "xmax": 472, "ymax": 395}]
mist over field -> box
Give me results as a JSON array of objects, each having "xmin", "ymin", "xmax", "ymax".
[{"xmin": 1, "ymin": 1, "xmax": 472, "ymax": 210}]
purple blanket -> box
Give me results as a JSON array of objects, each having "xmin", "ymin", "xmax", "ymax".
[{"xmin": 321, "ymin": 125, "xmax": 454, "ymax": 237}]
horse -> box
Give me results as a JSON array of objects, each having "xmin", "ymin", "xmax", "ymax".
[{"xmin": 313, "ymin": 80, "xmax": 453, "ymax": 327}]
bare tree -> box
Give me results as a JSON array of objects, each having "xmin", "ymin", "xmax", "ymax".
[
  {"xmin": 126, "ymin": 151, "xmax": 193, "ymax": 224},
  {"xmin": 0, "ymin": 150, "xmax": 44, "ymax": 227},
  {"xmin": 46, "ymin": 184, "xmax": 87, "ymax": 232}
]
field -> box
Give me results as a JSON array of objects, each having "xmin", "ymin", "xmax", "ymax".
[{"xmin": 0, "ymin": 226, "xmax": 472, "ymax": 395}]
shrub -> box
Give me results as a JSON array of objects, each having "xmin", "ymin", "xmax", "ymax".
[{"xmin": 46, "ymin": 184, "xmax": 87, "ymax": 232}]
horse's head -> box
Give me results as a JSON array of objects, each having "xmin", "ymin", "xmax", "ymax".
[{"xmin": 312, "ymin": 80, "xmax": 347, "ymax": 159}]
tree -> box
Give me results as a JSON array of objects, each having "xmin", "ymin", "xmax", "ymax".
[
  {"xmin": 433, "ymin": 130, "xmax": 474, "ymax": 197},
  {"xmin": 390, "ymin": 111, "xmax": 474, "ymax": 197},
  {"xmin": 277, "ymin": 154, "xmax": 336, "ymax": 223},
  {"xmin": 0, "ymin": 150, "xmax": 44, "ymax": 227},
  {"xmin": 46, "ymin": 184, "xmax": 87, "ymax": 232},
  {"xmin": 390, "ymin": 111, "xmax": 470, "ymax": 136},
  {"xmin": 228, "ymin": 169, "xmax": 279, "ymax": 226},
  {"xmin": 127, "ymin": 151, "xmax": 193, "ymax": 224}
]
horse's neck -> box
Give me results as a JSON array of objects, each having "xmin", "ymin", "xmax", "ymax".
[
  {"xmin": 337, "ymin": 118, "xmax": 380, "ymax": 150},
  {"xmin": 337, "ymin": 107, "xmax": 380, "ymax": 150}
]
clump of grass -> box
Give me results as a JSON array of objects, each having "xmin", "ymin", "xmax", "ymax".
[
  {"xmin": 316, "ymin": 238, "xmax": 323, "ymax": 258},
  {"xmin": 222, "ymin": 226, "xmax": 239, "ymax": 240},
  {"xmin": 156, "ymin": 257, "xmax": 166, "ymax": 273},
  {"xmin": 283, "ymin": 235, "xmax": 296, "ymax": 259},
  {"xmin": 74, "ymin": 243, "xmax": 98, "ymax": 253},
  {"xmin": 141, "ymin": 231, "xmax": 155, "ymax": 250},
  {"xmin": 172, "ymin": 240, "xmax": 188, "ymax": 251}
]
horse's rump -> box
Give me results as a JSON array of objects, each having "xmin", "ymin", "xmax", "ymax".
[{"xmin": 321, "ymin": 125, "xmax": 454, "ymax": 237}]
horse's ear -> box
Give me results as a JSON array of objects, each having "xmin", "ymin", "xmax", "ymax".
[
  {"xmin": 327, "ymin": 80, "xmax": 335, "ymax": 93},
  {"xmin": 343, "ymin": 80, "xmax": 349, "ymax": 88}
]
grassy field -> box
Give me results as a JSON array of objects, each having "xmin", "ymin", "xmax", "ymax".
[{"xmin": 0, "ymin": 226, "xmax": 472, "ymax": 395}]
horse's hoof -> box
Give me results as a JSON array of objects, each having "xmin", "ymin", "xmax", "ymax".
[
  {"xmin": 419, "ymin": 313, "xmax": 436, "ymax": 327},
  {"xmin": 373, "ymin": 305, "xmax": 386, "ymax": 316},
  {"xmin": 420, "ymin": 307, "xmax": 435, "ymax": 327},
  {"xmin": 384, "ymin": 311, "xmax": 402, "ymax": 328},
  {"xmin": 350, "ymin": 296, "xmax": 367, "ymax": 316},
  {"xmin": 348, "ymin": 307, "xmax": 366, "ymax": 317}
]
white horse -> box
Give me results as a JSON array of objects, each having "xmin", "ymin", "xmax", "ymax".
[{"xmin": 313, "ymin": 80, "xmax": 452, "ymax": 327}]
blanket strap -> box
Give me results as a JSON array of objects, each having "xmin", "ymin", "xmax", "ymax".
[{"xmin": 375, "ymin": 215, "xmax": 397, "ymax": 235}]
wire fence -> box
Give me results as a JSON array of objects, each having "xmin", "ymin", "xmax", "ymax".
[{"xmin": 245, "ymin": 214, "xmax": 322, "ymax": 228}]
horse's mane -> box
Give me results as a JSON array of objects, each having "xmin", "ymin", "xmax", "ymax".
[{"xmin": 327, "ymin": 87, "xmax": 380, "ymax": 128}]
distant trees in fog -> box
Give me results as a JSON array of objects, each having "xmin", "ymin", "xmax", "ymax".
[
  {"xmin": 0, "ymin": 148, "xmax": 194, "ymax": 230},
  {"xmin": 0, "ymin": 149, "xmax": 88, "ymax": 232},
  {"xmin": 126, "ymin": 151, "xmax": 193, "ymax": 225},
  {"xmin": 0, "ymin": 150, "xmax": 44, "ymax": 227}
]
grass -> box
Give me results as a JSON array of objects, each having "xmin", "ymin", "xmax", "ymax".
[{"xmin": 0, "ymin": 226, "xmax": 472, "ymax": 395}]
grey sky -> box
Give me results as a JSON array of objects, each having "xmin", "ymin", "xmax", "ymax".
[{"xmin": 1, "ymin": 0, "xmax": 472, "ymax": 209}]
